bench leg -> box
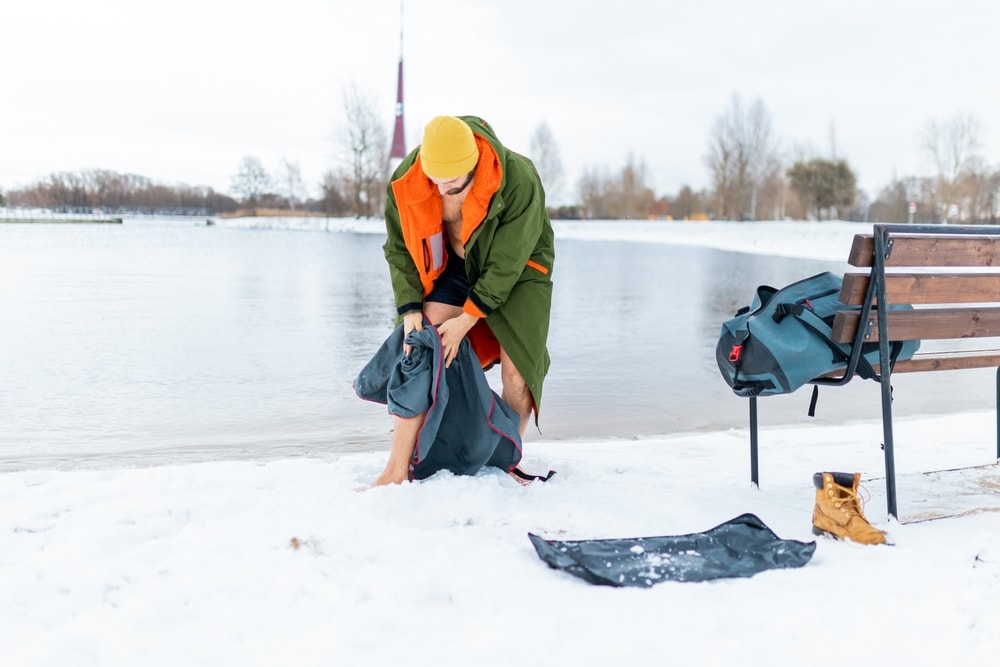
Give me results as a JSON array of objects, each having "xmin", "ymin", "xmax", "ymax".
[
  {"xmin": 749, "ymin": 396, "xmax": 759, "ymax": 489},
  {"xmin": 996, "ymin": 368, "xmax": 1000, "ymax": 461},
  {"xmin": 880, "ymin": 376, "xmax": 898, "ymax": 520}
]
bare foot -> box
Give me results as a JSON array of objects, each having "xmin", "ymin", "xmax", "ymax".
[{"xmin": 370, "ymin": 466, "xmax": 410, "ymax": 488}]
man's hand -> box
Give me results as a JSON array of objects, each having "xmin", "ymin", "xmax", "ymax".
[
  {"xmin": 402, "ymin": 311, "xmax": 424, "ymax": 356},
  {"xmin": 436, "ymin": 312, "xmax": 478, "ymax": 367}
]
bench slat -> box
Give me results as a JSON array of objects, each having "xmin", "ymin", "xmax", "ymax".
[
  {"xmin": 892, "ymin": 352, "xmax": 1000, "ymax": 372},
  {"xmin": 849, "ymin": 234, "xmax": 1000, "ymax": 268},
  {"xmin": 817, "ymin": 350, "xmax": 1000, "ymax": 377},
  {"xmin": 840, "ymin": 272, "xmax": 1000, "ymax": 305},
  {"xmin": 831, "ymin": 307, "xmax": 1000, "ymax": 343}
]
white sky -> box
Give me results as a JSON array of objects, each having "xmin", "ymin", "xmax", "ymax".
[{"xmin": 3, "ymin": 0, "xmax": 998, "ymax": 205}]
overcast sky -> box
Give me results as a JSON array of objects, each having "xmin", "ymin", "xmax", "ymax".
[{"xmin": 3, "ymin": 0, "xmax": 998, "ymax": 206}]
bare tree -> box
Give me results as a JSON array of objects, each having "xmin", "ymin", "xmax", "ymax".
[
  {"xmin": 923, "ymin": 114, "xmax": 983, "ymax": 184},
  {"xmin": 870, "ymin": 175, "xmax": 938, "ymax": 223},
  {"xmin": 956, "ymin": 161, "xmax": 1000, "ymax": 223},
  {"xmin": 279, "ymin": 158, "xmax": 306, "ymax": 211},
  {"xmin": 605, "ymin": 154, "xmax": 656, "ymax": 219},
  {"xmin": 230, "ymin": 156, "xmax": 271, "ymax": 216},
  {"xmin": 922, "ymin": 113, "xmax": 985, "ymax": 222},
  {"xmin": 671, "ymin": 185, "xmax": 709, "ymax": 220},
  {"xmin": 529, "ymin": 121, "xmax": 564, "ymax": 203},
  {"xmin": 575, "ymin": 157, "xmax": 658, "ymax": 220},
  {"xmin": 704, "ymin": 94, "xmax": 781, "ymax": 220},
  {"xmin": 7, "ymin": 169, "xmax": 237, "ymax": 214},
  {"xmin": 338, "ymin": 84, "xmax": 389, "ymax": 218},
  {"xmin": 577, "ymin": 166, "xmax": 610, "ymax": 219},
  {"xmin": 319, "ymin": 170, "xmax": 351, "ymax": 217}
]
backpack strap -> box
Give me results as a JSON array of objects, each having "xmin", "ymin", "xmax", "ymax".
[
  {"xmin": 772, "ymin": 302, "xmax": 806, "ymax": 323},
  {"xmin": 808, "ymin": 385, "xmax": 820, "ymax": 416},
  {"xmin": 784, "ymin": 305, "xmax": 880, "ymax": 381},
  {"xmin": 772, "ymin": 288, "xmax": 841, "ymax": 324}
]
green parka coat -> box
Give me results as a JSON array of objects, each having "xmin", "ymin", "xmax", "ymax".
[{"xmin": 383, "ymin": 116, "xmax": 555, "ymax": 413}]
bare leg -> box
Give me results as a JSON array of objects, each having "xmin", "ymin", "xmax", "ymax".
[
  {"xmin": 423, "ymin": 301, "xmax": 463, "ymax": 326},
  {"xmin": 498, "ymin": 346, "xmax": 539, "ymax": 486},
  {"xmin": 371, "ymin": 413, "xmax": 425, "ymax": 486},
  {"xmin": 371, "ymin": 301, "xmax": 462, "ymax": 487},
  {"xmin": 500, "ymin": 346, "xmax": 533, "ymax": 438}
]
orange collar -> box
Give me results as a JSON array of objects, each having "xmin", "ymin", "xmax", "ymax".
[{"xmin": 396, "ymin": 135, "xmax": 503, "ymax": 244}]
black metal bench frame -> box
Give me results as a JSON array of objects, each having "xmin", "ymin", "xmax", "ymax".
[{"xmin": 748, "ymin": 222, "xmax": 1000, "ymax": 519}]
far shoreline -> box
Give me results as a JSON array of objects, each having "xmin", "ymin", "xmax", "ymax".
[{"xmin": 1, "ymin": 216, "xmax": 122, "ymax": 224}]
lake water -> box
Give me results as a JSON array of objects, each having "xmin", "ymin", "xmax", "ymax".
[{"xmin": 1, "ymin": 219, "xmax": 993, "ymax": 471}]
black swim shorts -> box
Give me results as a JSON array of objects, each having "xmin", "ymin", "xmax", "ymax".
[{"xmin": 425, "ymin": 248, "xmax": 470, "ymax": 307}]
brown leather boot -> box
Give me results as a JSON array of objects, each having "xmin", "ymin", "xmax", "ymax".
[{"xmin": 811, "ymin": 472, "xmax": 889, "ymax": 545}]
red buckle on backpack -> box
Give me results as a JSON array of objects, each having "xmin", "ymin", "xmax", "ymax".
[{"xmin": 729, "ymin": 344, "xmax": 743, "ymax": 362}]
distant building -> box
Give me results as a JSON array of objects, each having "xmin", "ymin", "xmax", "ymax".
[
  {"xmin": 390, "ymin": 57, "xmax": 406, "ymax": 163},
  {"xmin": 389, "ymin": 6, "xmax": 407, "ymax": 170}
]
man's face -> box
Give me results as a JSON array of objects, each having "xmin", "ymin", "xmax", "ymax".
[{"xmin": 430, "ymin": 171, "xmax": 474, "ymax": 196}]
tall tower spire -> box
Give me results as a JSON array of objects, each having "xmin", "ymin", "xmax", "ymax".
[{"xmin": 389, "ymin": 1, "xmax": 407, "ymax": 162}]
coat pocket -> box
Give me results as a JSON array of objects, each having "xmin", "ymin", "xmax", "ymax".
[{"xmin": 421, "ymin": 232, "xmax": 446, "ymax": 273}]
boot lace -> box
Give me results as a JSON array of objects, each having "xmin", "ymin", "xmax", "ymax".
[{"xmin": 834, "ymin": 482, "xmax": 871, "ymax": 519}]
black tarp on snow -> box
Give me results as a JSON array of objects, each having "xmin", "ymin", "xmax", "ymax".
[{"xmin": 529, "ymin": 513, "xmax": 816, "ymax": 587}]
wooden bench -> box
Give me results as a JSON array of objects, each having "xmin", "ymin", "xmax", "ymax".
[{"xmin": 748, "ymin": 222, "xmax": 1000, "ymax": 519}]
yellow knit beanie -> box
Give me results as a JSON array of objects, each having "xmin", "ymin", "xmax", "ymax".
[{"xmin": 420, "ymin": 116, "xmax": 479, "ymax": 179}]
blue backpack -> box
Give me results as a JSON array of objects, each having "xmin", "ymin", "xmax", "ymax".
[{"xmin": 716, "ymin": 272, "xmax": 920, "ymax": 398}]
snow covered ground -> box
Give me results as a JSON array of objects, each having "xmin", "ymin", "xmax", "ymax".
[
  {"xmin": 215, "ymin": 215, "xmax": 865, "ymax": 263},
  {"xmin": 2, "ymin": 219, "xmax": 998, "ymax": 666}
]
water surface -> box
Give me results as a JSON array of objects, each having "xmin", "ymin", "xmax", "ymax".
[{"xmin": 0, "ymin": 219, "xmax": 991, "ymax": 470}]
